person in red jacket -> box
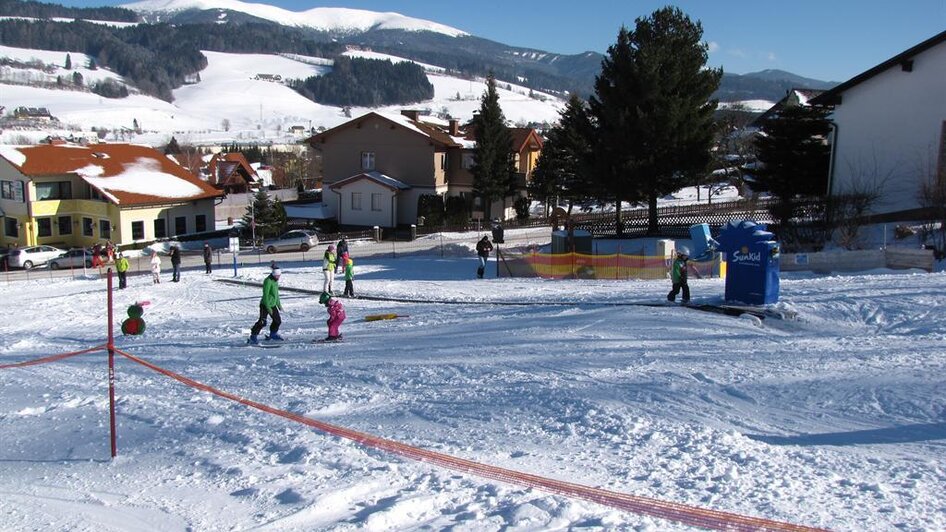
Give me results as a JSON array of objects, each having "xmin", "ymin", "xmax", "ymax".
[{"xmin": 319, "ymin": 291, "xmax": 346, "ymax": 341}]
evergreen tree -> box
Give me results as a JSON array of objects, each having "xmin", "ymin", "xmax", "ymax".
[
  {"xmin": 470, "ymin": 73, "xmax": 515, "ymax": 219},
  {"xmin": 529, "ymin": 94, "xmax": 595, "ymax": 214},
  {"xmin": 589, "ymin": 8, "xmax": 722, "ymax": 234},
  {"xmin": 164, "ymin": 136, "xmax": 181, "ymax": 155},
  {"xmin": 750, "ymin": 103, "xmax": 831, "ymax": 229},
  {"xmin": 72, "ymin": 70, "xmax": 83, "ymax": 86},
  {"xmin": 242, "ymin": 188, "xmax": 281, "ymax": 244},
  {"xmin": 64, "ymin": 53, "xmax": 71, "ymax": 69}
]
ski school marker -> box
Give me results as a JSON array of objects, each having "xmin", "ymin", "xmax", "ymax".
[{"xmin": 364, "ymin": 313, "xmax": 409, "ymax": 322}]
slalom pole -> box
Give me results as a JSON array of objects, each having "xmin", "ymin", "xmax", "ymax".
[{"xmin": 106, "ymin": 268, "xmax": 117, "ymax": 458}]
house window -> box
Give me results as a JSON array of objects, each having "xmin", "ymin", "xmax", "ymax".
[
  {"xmin": 440, "ymin": 153, "xmax": 447, "ymax": 170},
  {"xmin": 351, "ymin": 192, "xmax": 363, "ymax": 211},
  {"xmin": 195, "ymin": 214, "xmax": 207, "ymax": 233},
  {"xmin": 82, "ymin": 217, "xmax": 94, "ymax": 237},
  {"xmin": 154, "ymin": 219, "xmax": 167, "ymax": 239},
  {"xmin": 35, "ymin": 181, "xmax": 72, "ymax": 200},
  {"xmin": 99, "ymin": 219, "xmax": 111, "ymax": 240},
  {"xmin": 175, "ymin": 216, "xmax": 186, "ymax": 235},
  {"xmin": 37, "ymin": 217, "xmax": 52, "ymax": 237},
  {"xmin": 4, "ymin": 217, "xmax": 17, "ymax": 238},
  {"xmin": 132, "ymin": 221, "xmax": 145, "ymax": 240},
  {"xmin": 1, "ymin": 180, "xmax": 25, "ymax": 202},
  {"xmin": 58, "ymin": 216, "xmax": 72, "ymax": 235},
  {"xmin": 462, "ymin": 153, "xmax": 475, "ymax": 170},
  {"xmin": 371, "ymin": 193, "xmax": 382, "ymax": 211},
  {"xmin": 361, "ymin": 151, "xmax": 375, "ymax": 170}
]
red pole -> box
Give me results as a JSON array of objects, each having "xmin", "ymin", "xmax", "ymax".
[{"xmin": 107, "ymin": 268, "xmax": 117, "ymax": 458}]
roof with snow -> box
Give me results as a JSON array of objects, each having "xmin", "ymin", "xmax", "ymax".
[
  {"xmin": 307, "ymin": 111, "xmax": 461, "ymax": 149},
  {"xmin": 0, "ymin": 143, "xmax": 223, "ymax": 206},
  {"xmin": 329, "ymin": 171, "xmax": 411, "ymax": 192}
]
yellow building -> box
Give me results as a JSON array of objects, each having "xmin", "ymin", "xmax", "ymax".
[{"xmin": 0, "ymin": 142, "xmax": 223, "ymax": 249}]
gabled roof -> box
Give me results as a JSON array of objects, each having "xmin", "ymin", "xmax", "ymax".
[
  {"xmin": 0, "ymin": 143, "xmax": 223, "ymax": 206},
  {"xmin": 752, "ymin": 88, "xmax": 826, "ymax": 127},
  {"xmin": 510, "ymin": 128, "xmax": 544, "ymax": 152},
  {"xmin": 307, "ymin": 111, "xmax": 460, "ymax": 149},
  {"xmin": 208, "ymin": 152, "xmax": 258, "ymax": 188},
  {"xmin": 329, "ymin": 171, "xmax": 411, "ymax": 192},
  {"xmin": 811, "ymin": 29, "xmax": 946, "ymax": 106}
]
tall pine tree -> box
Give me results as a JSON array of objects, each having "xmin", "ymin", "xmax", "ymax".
[
  {"xmin": 530, "ymin": 94, "xmax": 596, "ymax": 214},
  {"xmin": 589, "ymin": 8, "xmax": 721, "ymax": 234},
  {"xmin": 471, "ymin": 73, "xmax": 515, "ymax": 220}
]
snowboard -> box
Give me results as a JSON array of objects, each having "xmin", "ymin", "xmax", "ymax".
[{"xmin": 312, "ymin": 337, "xmax": 343, "ymax": 343}]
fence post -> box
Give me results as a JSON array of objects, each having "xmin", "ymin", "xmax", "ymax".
[{"xmin": 106, "ymin": 268, "xmax": 117, "ymax": 458}]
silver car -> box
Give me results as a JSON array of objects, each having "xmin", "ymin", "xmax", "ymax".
[
  {"xmin": 7, "ymin": 245, "xmax": 66, "ymax": 269},
  {"xmin": 49, "ymin": 248, "xmax": 94, "ymax": 270},
  {"xmin": 262, "ymin": 229, "xmax": 320, "ymax": 254}
]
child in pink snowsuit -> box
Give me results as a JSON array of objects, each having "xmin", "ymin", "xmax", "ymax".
[{"xmin": 320, "ymin": 291, "xmax": 346, "ymax": 341}]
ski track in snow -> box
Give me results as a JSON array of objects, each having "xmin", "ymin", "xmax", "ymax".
[{"xmin": 0, "ymin": 257, "xmax": 944, "ymax": 531}]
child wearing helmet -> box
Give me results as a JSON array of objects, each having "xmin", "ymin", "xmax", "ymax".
[
  {"xmin": 319, "ymin": 291, "xmax": 346, "ymax": 341},
  {"xmin": 667, "ymin": 246, "xmax": 690, "ymax": 304}
]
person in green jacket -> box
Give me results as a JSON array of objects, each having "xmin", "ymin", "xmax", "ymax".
[
  {"xmin": 115, "ymin": 252, "xmax": 130, "ymax": 290},
  {"xmin": 342, "ymin": 257, "xmax": 355, "ymax": 298},
  {"xmin": 248, "ymin": 268, "xmax": 283, "ymax": 344},
  {"xmin": 667, "ymin": 246, "xmax": 690, "ymax": 304}
]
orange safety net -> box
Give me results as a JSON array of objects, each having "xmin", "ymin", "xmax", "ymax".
[{"xmin": 501, "ymin": 252, "xmax": 724, "ymax": 280}]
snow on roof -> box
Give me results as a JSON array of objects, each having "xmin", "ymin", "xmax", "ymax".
[
  {"xmin": 330, "ymin": 171, "xmax": 411, "ymax": 191},
  {"xmin": 375, "ymin": 111, "xmax": 432, "ymax": 138},
  {"xmin": 0, "ymin": 143, "xmax": 221, "ymax": 206},
  {"xmin": 81, "ymin": 158, "xmax": 205, "ymax": 202}
]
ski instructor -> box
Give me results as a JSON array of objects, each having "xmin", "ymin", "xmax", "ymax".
[{"xmin": 248, "ymin": 268, "xmax": 283, "ymax": 344}]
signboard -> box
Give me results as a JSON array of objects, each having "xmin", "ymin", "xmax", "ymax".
[{"xmin": 228, "ymin": 236, "xmax": 240, "ymax": 253}]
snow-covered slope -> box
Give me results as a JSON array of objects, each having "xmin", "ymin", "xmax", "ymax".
[
  {"xmin": 122, "ymin": 0, "xmax": 469, "ymax": 37},
  {"xmin": 0, "ymin": 45, "xmax": 565, "ymax": 146},
  {"xmin": 0, "ymin": 232, "xmax": 943, "ymax": 530}
]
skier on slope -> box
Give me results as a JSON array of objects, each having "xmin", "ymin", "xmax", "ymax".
[
  {"xmin": 319, "ymin": 291, "xmax": 346, "ymax": 341},
  {"xmin": 667, "ymin": 246, "xmax": 690, "ymax": 304},
  {"xmin": 248, "ymin": 268, "xmax": 283, "ymax": 344},
  {"xmin": 323, "ymin": 244, "xmax": 337, "ymax": 294}
]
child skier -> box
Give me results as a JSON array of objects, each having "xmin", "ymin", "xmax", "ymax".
[
  {"xmin": 150, "ymin": 251, "xmax": 162, "ymax": 284},
  {"xmin": 319, "ymin": 291, "xmax": 346, "ymax": 341},
  {"xmin": 667, "ymin": 246, "xmax": 690, "ymax": 304},
  {"xmin": 115, "ymin": 252, "xmax": 130, "ymax": 289},
  {"xmin": 249, "ymin": 268, "xmax": 283, "ymax": 344},
  {"xmin": 323, "ymin": 244, "xmax": 337, "ymax": 294},
  {"xmin": 343, "ymin": 257, "xmax": 355, "ymax": 298}
]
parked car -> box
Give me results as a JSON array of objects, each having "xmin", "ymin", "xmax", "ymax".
[
  {"xmin": 48, "ymin": 248, "xmax": 94, "ymax": 270},
  {"xmin": 262, "ymin": 230, "xmax": 320, "ymax": 254},
  {"xmin": 7, "ymin": 245, "xmax": 66, "ymax": 269}
]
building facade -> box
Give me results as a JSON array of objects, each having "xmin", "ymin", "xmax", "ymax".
[{"xmin": 0, "ymin": 142, "xmax": 223, "ymax": 249}]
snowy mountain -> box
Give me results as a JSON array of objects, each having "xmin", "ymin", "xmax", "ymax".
[
  {"xmin": 123, "ymin": 0, "xmax": 469, "ymax": 37},
  {"xmin": 0, "ymin": 44, "xmax": 565, "ymax": 147}
]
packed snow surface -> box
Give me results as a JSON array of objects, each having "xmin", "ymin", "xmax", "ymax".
[{"xmin": 0, "ymin": 241, "xmax": 944, "ymax": 530}]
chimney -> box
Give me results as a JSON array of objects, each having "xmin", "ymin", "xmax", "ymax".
[
  {"xmin": 449, "ymin": 119, "xmax": 460, "ymax": 136},
  {"xmin": 400, "ymin": 109, "xmax": 421, "ymax": 121}
]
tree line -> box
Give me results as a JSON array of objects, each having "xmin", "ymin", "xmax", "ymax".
[
  {"xmin": 0, "ymin": 18, "xmax": 343, "ymax": 101},
  {"xmin": 289, "ymin": 56, "xmax": 434, "ymax": 107}
]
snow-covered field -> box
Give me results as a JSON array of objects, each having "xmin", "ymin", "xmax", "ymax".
[
  {"xmin": 0, "ymin": 44, "xmax": 565, "ymax": 147},
  {"xmin": 1, "ymin": 236, "xmax": 944, "ymax": 531}
]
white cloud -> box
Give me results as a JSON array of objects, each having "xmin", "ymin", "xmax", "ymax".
[{"xmin": 706, "ymin": 41, "xmax": 720, "ymax": 53}]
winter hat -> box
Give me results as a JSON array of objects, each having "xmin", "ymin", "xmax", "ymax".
[
  {"xmin": 327, "ymin": 244, "xmax": 336, "ymax": 251},
  {"xmin": 677, "ymin": 246, "xmax": 690, "ymax": 257},
  {"xmin": 319, "ymin": 291, "xmax": 332, "ymax": 305},
  {"xmin": 272, "ymin": 268, "xmax": 281, "ymax": 278}
]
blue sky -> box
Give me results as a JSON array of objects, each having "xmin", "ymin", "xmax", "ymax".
[{"xmin": 69, "ymin": 0, "xmax": 946, "ymax": 82}]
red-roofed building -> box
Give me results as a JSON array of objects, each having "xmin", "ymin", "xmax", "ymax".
[
  {"xmin": 207, "ymin": 152, "xmax": 259, "ymax": 194},
  {"xmin": 0, "ymin": 143, "xmax": 223, "ymax": 248}
]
